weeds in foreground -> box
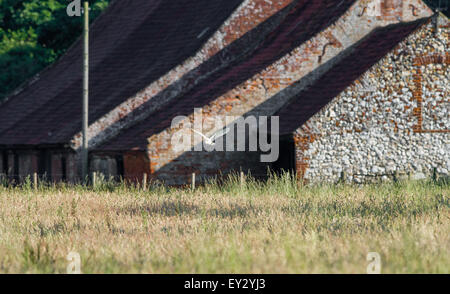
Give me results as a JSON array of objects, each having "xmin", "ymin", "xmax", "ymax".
[{"xmin": 0, "ymin": 173, "xmax": 448, "ymax": 273}]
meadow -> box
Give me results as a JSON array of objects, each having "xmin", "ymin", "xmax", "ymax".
[{"xmin": 0, "ymin": 173, "xmax": 448, "ymax": 274}]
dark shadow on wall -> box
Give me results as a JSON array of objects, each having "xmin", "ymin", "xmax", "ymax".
[
  {"xmin": 89, "ymin": 1, "xmax": 370, "ymax": 184},
  {"xmin": 148, "ymin": 19, "xmax": 431, "ymax": 185},
  {"xmin": 91, "ymin": 0, "xmax": 356, "ymax": 151},
  {"xmin": 149, "ymin": 42, "xmax": 363, "ymax": 185}
]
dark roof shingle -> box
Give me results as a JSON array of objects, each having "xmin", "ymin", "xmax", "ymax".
[
  {"xmin": 101, "ymin": 0, "xmax": 357, "ymax": 150},
  {"xmin": 0, "ymin": 0, "xmax": 244, "ymax": 146}
]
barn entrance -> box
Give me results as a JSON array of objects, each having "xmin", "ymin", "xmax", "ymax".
[{"xmin": 271, "ymin": 136, "xmax": 295, "ymax": 176}]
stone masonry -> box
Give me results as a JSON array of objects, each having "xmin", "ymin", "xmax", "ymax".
[
  {"xmin": 294, "ymin": 15, "xmax": 449, "ymax": 183},
  {"xmin": 143, "ymin": 0, "xmax": 433, "ymax": 185}
]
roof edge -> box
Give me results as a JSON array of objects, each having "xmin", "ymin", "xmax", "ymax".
[{"xmin": 276, "ymin": 16, "xmax": 432, "ymax": 136}]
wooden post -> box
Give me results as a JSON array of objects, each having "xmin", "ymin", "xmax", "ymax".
[
  {"xmin": 240, "ymin": 171, "xmax": 245, "ymax": 188},
  {"xmin": 81, "ymin": 1, "xmax": 90, "ymax": 182},
  {"xmin": 393, "ymin": 171, "xmax": 399, "ymax": 183},
  {"xmin": 92, "ymin": 172, "xmax": 96, "ymax": 188},
  {"xmin": 432, "ymin": 167, "xmax": 438, "ymax": 183},
  {"xmin": 142, "ymin": 173, "xmax": 147, "ymax": 191},
  {"xmin": 33, "ymin": 172, "xmax": 38, "ymax": 190},
  {"xmin": 340, "ymin": 171, "xmax": 346, "ymax": 184},
  {"xmin": 191, "ymin": 173, "xmax": 196, "ymax": 191}
]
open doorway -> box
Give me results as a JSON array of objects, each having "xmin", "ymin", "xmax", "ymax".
[
  {"xmin": 1, "ymin": 150, "xmax": 7, "ymax": 175},
  {"xmin": 38, "ymin": 150, "xmax": 52, "ymax": 181},
  {"xmin": 271, "ymin": 135, "xmax": 295, "ymax": 175}
]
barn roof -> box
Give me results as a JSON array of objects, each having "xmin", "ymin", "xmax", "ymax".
[
  {"xmin": 275, "ymin": 17, "xmax": 430, "ymax": 135},
  {"xmin": 0, "ymin": 0, "xmax": 244, "ymax": 146},
  {"xmin": 98, "ymin": 0, "xmax": 358, "ymax": 151},
  {"xmin": 100, "ymin": 16, "xmax": 432, "ymax": 151},
  {"xmin": 0, "ymin": 0, "xmax": 435, "ymax": 150}
]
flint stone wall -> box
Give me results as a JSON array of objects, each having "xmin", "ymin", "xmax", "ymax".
[{"xmin": 295, "ymin": 16, "xmax": 449, "ymax": 183}]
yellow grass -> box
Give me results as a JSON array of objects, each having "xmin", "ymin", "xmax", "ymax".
[{"xmin": 0, "ymin": 174, "xmax": 448, "ymax": 273}]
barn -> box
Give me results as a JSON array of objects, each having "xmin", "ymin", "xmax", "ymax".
[{"xmin": 0, "ymin": 0, "xmax": 447, "ymax": 185}]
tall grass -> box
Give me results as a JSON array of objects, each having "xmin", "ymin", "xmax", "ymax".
[{"xmin": 0, "ymin": 173, "xmax": 448, "ymax": 273}]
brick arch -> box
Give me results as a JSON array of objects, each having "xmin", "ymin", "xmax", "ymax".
[{"xmin": 411, "ymin": 53, "xmax": 449, "ymax": 133}]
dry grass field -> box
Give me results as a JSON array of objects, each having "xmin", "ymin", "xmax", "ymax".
[{"xmin": 0, "ymin": 173, "xmax": 448, "ymax": 274}]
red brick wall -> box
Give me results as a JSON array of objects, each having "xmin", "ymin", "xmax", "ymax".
[{"xmin": 380, "ymin": 0, "xmax": 403, "ymax": 21}]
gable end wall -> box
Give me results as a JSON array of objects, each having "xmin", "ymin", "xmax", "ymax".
[{"xmin": 294, "ymin": 17, "xmax": 449, "ymax": 183}]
